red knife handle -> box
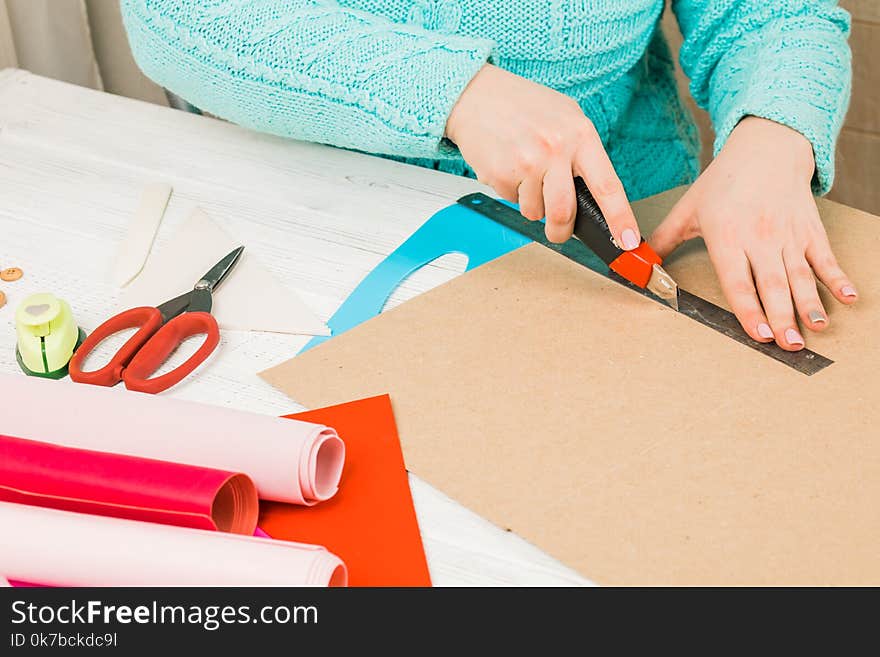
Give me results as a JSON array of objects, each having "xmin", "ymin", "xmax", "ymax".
[
  {"xmin": 122, "ymin": 311, "xmax": 220, "ymax": 394},
  {"xmin": 608, "ymin": 240, "xmax": 662, "ymax": 289},
  {"xmin": 572, "ymin": 177, "xmax": 662, "ymax": 289},
  {"xmin": 69, "ymin": 306, "xmax": 163, "ymax": 387}
]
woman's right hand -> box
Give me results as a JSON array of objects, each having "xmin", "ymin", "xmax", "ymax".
[{"xmin": 445, "ymin": 64, "xmax": 640, "ymax": 247}]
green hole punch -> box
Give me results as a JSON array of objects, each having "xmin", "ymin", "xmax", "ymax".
[{"xmin": 15, "ymin": 293, "xmax": 87, "ymax": 379}]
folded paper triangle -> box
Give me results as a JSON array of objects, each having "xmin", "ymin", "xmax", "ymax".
[{"xmin": 121, "ymin": 208, "xmax": 329, "ymax": 336}]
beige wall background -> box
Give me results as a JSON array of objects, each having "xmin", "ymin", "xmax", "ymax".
[{"xmin": 0, "ymin": 0, "xmax": 876, "ymax": 214}]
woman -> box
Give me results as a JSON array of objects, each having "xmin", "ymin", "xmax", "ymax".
[{"xmin": 121, "ymin": 0, "xmax": 857, "ymax": 351}]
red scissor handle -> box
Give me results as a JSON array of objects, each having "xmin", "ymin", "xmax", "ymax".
[
  {"xmin": 69, "ymin": 307, "xmax": 163, "ymax": 387},
  {"xmin": 122, "ymin": 311, "xmax": 220, "ymax": 394}
]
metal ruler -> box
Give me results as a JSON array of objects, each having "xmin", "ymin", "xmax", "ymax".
[{"xmin": 458, "ymin": 192, "xmax": 833, "ymax": 376}]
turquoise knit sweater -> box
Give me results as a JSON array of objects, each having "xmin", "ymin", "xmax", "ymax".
[{"xmin": 120, "ymin": 0, "xmax": 851, "ymax": 201}]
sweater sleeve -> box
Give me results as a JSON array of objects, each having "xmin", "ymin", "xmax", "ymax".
[
  {"xmin": 671, "ymin": 0, "xmax": 852, "ymax": 194},
  {"xmin": 120, "ymin": 0, "xmax": 494, "ymax": 160}
]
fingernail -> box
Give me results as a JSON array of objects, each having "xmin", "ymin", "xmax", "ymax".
[
  {"xmin": 808, "ymin": 310, "xmax": 826, "ymax": 325},
  {"xmin": 757, "ymin": 323, "xmax": 774, "ymax": 339},
  {"xmin": 785, "ymin": 328, "xmax": 804, "ymax": 346},
  {"xmin": 841, "ymin": 285, "xmax": 858, "ymax": 298},
  {"xmin": 621, "ymin": 228, "xmax": 639, "ymax": 250}
]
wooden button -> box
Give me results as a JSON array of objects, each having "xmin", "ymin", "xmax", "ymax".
[
  {"xmin": 0, "ymin": 290, "xmax": 5, "ymax": 308},
  {"xmin": 0, "ymin": 267, "xmax": 23, "ymax": 282}
]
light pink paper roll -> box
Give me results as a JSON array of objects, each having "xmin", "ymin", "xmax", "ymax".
[
  {"xmin": 0, "ymin": 576, "xmax": 9, "ymax": 587},
  {"xmin": 0, "ymin": 502, "xmax": 347, "ymax": 586},
  {"xmin": 0, "ymin": 375, "xmax": 344, "ymax": 505}
]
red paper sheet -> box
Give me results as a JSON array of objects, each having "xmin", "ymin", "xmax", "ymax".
[{"xmin": 260, "ymin": 395, "xmax": 431, "ymax": 586}]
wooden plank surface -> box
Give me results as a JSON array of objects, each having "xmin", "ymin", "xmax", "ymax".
[{"xmin": 0, "ymin": 69, "xmax": 589, "ymax": 586}]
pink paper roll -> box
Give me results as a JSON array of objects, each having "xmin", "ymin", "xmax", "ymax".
[
  {"xmin": 0, "ymin": 375, "xmax": 344, "ymax": 505},
  {"xmin": 0, "ymin": 434, "xmax": 259, "ymax": 534},
  {"xmin": 0, "ymin": 576, "xmax": 9, "ymax": 587},
  {"xmin": 0, "ymin": 502, "xmax": 347, "ymax": 586}
]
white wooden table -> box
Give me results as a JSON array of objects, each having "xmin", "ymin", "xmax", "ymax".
[{"xmin": 0, "ymin": 70, "xmax": 589, "ymax": 586}]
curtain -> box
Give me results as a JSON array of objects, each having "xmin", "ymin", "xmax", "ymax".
[{"xmin": 0, "ymin": 0, "xmax": 168, "ymax": 106}]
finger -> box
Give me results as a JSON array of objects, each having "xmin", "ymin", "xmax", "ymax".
[
  {"xmin": 783, "ymin": 248, "xmax": 828, "ymax": 331},
  {"xmin": 649, "ymin": 195, "xmax": 698, "ymax": 259},
  {"xmin": 478, "ymin": 166, "xmax": 519, "ymax": 204},
  {"xmin": 492, "ymin": 179, "xmax": 519, "ymax": 204},
  {"xmin": 517, "ymin": 176, "xmax": 545, "ymax": 222},
  {"xmin": 542, "ymin": 166, "xmax": 576, "ymax": 243},
  {"xmin": 750, "ymin": 251, "xmax": 804, "ymax": 351},
  {"xmin": 573, "ymin": 129, "xmax": 640, "ymax": 250},
  {"xmin": 706, "ymin": 244, "xmax": 774, "ymax": 343},
  {"xmin": 805, "ymin": 232, "xmax": 858, "ymax": 305}
]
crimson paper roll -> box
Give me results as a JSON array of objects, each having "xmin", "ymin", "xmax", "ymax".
[{"xmin": 0, "ymin": 434, "xmax": 258, "ymax": 534}]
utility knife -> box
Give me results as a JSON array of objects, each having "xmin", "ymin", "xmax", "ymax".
[{"xmin": 572, "ymin": 177, "xmax": 679, "ymax": 310}]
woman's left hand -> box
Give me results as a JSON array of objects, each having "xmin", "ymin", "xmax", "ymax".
[{"xmin": 649, "ymin": 116, "xmax": 858, "ymax": 351}]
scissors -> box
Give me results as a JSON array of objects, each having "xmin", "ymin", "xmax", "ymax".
[{"xmin": 69, "ymin": 247, "xmax": 244, "ymax": 394}]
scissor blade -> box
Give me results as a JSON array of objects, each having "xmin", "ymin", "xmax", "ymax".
[
  {"xmin": 156, "ymin": 291, "xmax": 195, "ymax": 322},
  {"xmin": 198, "ymin": 246, "xmax": 244, "ymax": 292}
]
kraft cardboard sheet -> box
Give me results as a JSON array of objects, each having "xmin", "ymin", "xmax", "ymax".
[{"xmin": 261, "ymin": 187, "xmax": 880, "ymax": 585}]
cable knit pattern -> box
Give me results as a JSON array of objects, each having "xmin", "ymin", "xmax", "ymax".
[
  {"xmin": 674, "ymin": 0, "xmax": 851, "ymax": 193},
  {"xmin": 120, "ymin": 0, "xmax": 851, "ymax": 199}
]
